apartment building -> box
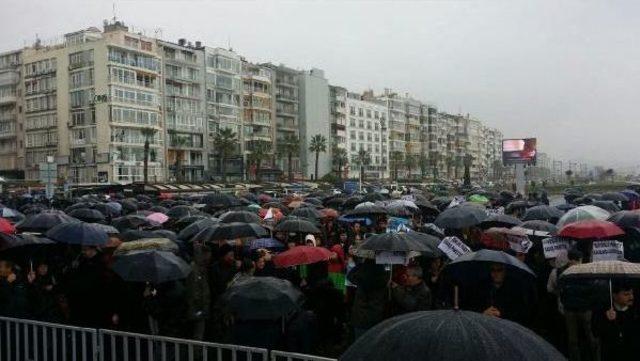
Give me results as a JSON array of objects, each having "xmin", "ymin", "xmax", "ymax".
[
  {"xmin": 204, "ymin": 47, "xmax": 244, "ymax": 180},
  {"xmin": 0, "ymin": 50, "xmax": 22, "ymax": 177},
  {"xmin": 299, "ymin": 68, "xmax": 330, "ymax": 180},
  {"xmin": 160, "ymin": 39, "xmax": 206, "ymax": 182},
  {"xmin": 345, "ymin": 91, "xmax": 389, "ymax": 179}
]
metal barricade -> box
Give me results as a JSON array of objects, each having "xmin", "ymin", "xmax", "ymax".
[
  {"xmin": 0, "ymin": 316, "xmax": 99, "ymax": 361},
  {"xmin": 270, "ymin": 351, "xmax": 337, "ymax": 361},
  {"xmin": 98, "ymin": 329, "xmax": 269, "ymax": 361}
]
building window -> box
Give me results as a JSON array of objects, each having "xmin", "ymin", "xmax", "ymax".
[
  {"xmin": 349, "ymin": 118, "xmax": 355, "ymax": 127},
  {"xmin": 358, "ymin": 132, "xmax": 363, "ymax": 141},
  {"xmin": 367, "ymin": 121, "xmax": 372, "ymax": 130},
  {"xmin": 358, "ymin": 108, "xmax": 364, "ymax": 116},
  {"xmin": 349, "ymin": 106, "xmax": 355, "ymax": 115},
  {"xmin": 350, "ymin": 143, "xmax": 356, "ymax": 151},
  {"xmin": 374, "ymin": 111, "xmax": 379, "ymax": 119},
  {"xmin": 366, "ymin": 109, "xmax": 372, "ymax": 118},
  {"xmin": 349, "ymin": 131, "xmax": 356, "ymax": 140},
  {"xmin": 358, "ymin": 120, "xmax": 364, "ymax": 128}
]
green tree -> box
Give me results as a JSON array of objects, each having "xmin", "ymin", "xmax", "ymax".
[
  {"xmin": 390, "ymin": 151, "xmax": 403, "ymax": 181},
  {"xmin": 141, "ymin": 128, "xmax": 157, "ymax": 185},
  {"xmin": 355, "ymin": 149, "xmax": 371, "ymax": 183},
  {"xmin": 168, "ymin": 130, "xmax": 188, "ymax": 183},
  {"xmin": 277, "ymin": 135, "xmax": 300, "ymax": 182},
  {"xmin": 565, "ymin": 169, "xmax": 573, "ymax": 184},
  {"xmin": 463, "ymin": 154, "xmax": 474, "ymax": 186},
  {"xmin": 332, "ymin": 145, "xmax": 348, "ymax": 181},
  {"xmin": 404, "ymin": 154, "xmax": 417, "ymax": 179},
  {"xmin": 308, "ymin": 134, "xmax": 327, "ymax": 180},
  {"xmin": 248, "ymin": 141, "xmax": 272, "ymax": 183},
  {"xmin": 213, "ymin": 127, "xmax": 237, "ymax": 183}
]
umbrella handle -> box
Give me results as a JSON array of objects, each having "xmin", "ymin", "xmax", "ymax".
[
  {"xmin": 609, "ymin": 278, "xmax": 613, "ymax": 310},
  {"xmin": 454, "ymin": 285, "xmax": 459, "ymax": 311}
]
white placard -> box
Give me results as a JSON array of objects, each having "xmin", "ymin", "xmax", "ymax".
[
  {"xmin": 592, "ymin": 240, "xmax": 624, "ymax": 262},
  {"xmin": 542, "ymin": 237, "xmax": 570, "ymax": 259},
  {"xmin": 375, "ymin": 251, "xmax": 407, "ymax": 265},
  {"xmin": 438, "ymin": 236, "xmax": 472, "ymax": 260},
  {"xmin": 508, "ymin": 236, "xmax": 533, "ymax": 254},
  {"xmin": 447, "ymin": 196, "xmax": 466, "ymax": 209}
]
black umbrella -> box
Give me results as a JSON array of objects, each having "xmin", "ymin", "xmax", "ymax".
[
  {"xmin": 584, "ymin": 193, "xmax": 603, "ymax": 200},
  {"xmin": 416, "ymin": 202, "xmax": 440, "ymax": 217},
  {"xmin": 323, "ymin": 197, "xmax": 346, "ymax": 209},
  {"xmin": 434, "ymin": 205, "xmax": 488, "ymax": 229},
  {"xmin": 479, "ymin": 214, "xmax": 522, "ymax": 229},
  {"xmin": 202, "ymin": 193, "xmax": 242, "ymax": 208},
  {"xmin": 602, "ymin": 192, "xmax": 629, "ymax": 202},
  {"xmin": 172, "ymin": 215, "xmax": 213, "ymax": 231},
  {"xmin": 363, "ymin": 193, "xmax": 386, "ymax": 202},
  {"xmin": 520, "ymin": 220, "xmax": 558, "ymax": 237},
  {"xmin": 220, "ymin": 211, "xmax": 261, "ymax": 224},
  {"xmin": 92, "ymin": 203, "xmax": 120, "ymax": 218},
  {"xmin": 68, "ymin": 208, "xmax": 106, "ymax": 223},
  {"xmin": 556, "ymin": 203, "xmax": 577, "ymax": 212},
  {"xmin": 346, "ymin": 204, "xmax": 387, "ymax": 216},
  {"xmin": 290, "ymin": 207, "xmax": 322, "ymax": 220},
  {"xmin": 304, "ymin": 197, "xmax": 323, "ymax": 206},
  {"xmin": 191, "ymin": 222, "xmax": 267, "ymax": 243},
  {"xmin": 0, "ymin": 233, "xmax": 55, "ymax": 252},
  {"xmin": 359, "ymin": 232, "xmax": 442, "ymax": 258},
  {"xmin": 608, "ymin": 211, "xmax": 640, "ymax": 229},
  {"xmin": 343, "ymin": 196, "xmax": 365, "ymax": 210},
  {"xmin": 166, "ymin": 206, "xmax": 200, "ymax": 220},
  {"xmin": 151, "ymin": 230, "xmax": 178, "ymax": 243},
  {"xmin": 0, "ymin": 208, "xmax": 25, "ymax": 223},
  {"xmin": 442, "ymin": 249, "xmax": 536, "ymax": 287},
  {"xmin": 263, "ymin": 202, "xmax": 290, "ymax": 214},
  {"xmin": 16, "ymin": 210, "xmax": 76, "ymax": 233},
  {"xmin": 112, "ymin": 250, "xmax": 191, "ymax": 284},
  {"xmin": 341, "ymin": 310, "xmax": 565, "ymax": 361},
  {"xmin": 148, "ymin": 206, "xmax": 169, "ymax": 214},
  {"xmin": 117, "ymin": 199, "xmax": 138, "ymax": 214},
  {"xmin": 64, "ymin": 202, "xmax": 95, "ymax": 213},
  {"xmin": 274, "ymin": 219, "xmax": 320, "ymax": 234},
  {"xmin": 522, "ymin": 205, "xmax": 564, "ymax": 222},
  {"xmin": 590, "ymin": 201, "xmax": 621, "ymax": 213},
  {"xmin": 0, "ymin": 233, "xmax": 56, "ymax": 261},
  {"xmin": 505, "ymin": 200, "xmax": 538, "ymax": 213},
  {"xmin": 220, "ymin": 276, "xmax": 303, "ymax": 320},
  {"xmin": 418, "ymin": 223, "xmax": 446, "ymax": 239},
  {"xmin": 46, "ymin": 222, "xmax": 109, "ymax": 246},
  {"xmin": 177, "ymin": 218, "xmax": 220, "ymax": 241},
  {"xmin": 111, "ymin": 215, "xmax": 156, "ymax": 232}
]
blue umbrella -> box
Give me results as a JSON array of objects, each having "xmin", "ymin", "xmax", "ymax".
[
  {"xmin": 621, "ymin": 189, "xmax": 640, "ymax": 201},
  {"xmin": 106, "ymin": 201, "xmax": 123, "ymax": 214},
  {"xmin": 249, "ymin": 238, "xmax": 285, "ymax": 251},
  {"xmin": 46, "ymin": 222, "xmax": 109, "ymax": 246}
]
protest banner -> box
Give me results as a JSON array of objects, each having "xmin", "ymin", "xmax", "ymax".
[
  {"xmin": 542, "ymin": 237, "xmax": 570, "ymax": 259},
  {"xmin": 592, "ymin": 240, "xmax": 624, "ymax": 262},
  {"xmin": 438, "ymin": 236, "xmax": 471, "ymax": 260}
]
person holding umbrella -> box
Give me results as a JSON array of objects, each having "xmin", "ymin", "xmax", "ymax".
[
  {"xmin": 389, "ymin": 265, "xmax": 432, "ymax": 315},
  {"xmin": 592, "ymin": 281, "xmax": 639, "ymax": 361}
]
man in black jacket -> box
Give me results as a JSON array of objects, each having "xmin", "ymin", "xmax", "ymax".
[
  {"xmin": 592, "ymin": 282, "xmax": 639, "ymax": 361},
  {"xmin": 390, "ymin": 265, "xmax": 432, "ymax": 315}
]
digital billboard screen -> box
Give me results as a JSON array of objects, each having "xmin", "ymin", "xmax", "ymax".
[{"xmin": 502, "ymin": 138, "xmax": 537, "ymax": 165}]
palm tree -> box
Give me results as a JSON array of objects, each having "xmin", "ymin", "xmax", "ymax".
[
  {"xmin": 277, "ymin": 135, "xmax": 300, "ymax": 182},
  {"xmin": 168, "ymin": 130, "xmax": 188, "ymax": 183},
  {"xmin": 355, "ymin": 149, "xmax": 371, "ymax": 182},
  {"xmin": 419, "ymin": 154, "xmax": 429, "ymax": 178},
  {"xmin": 248, "ymin": 141, "xmax": 272, "ymax": 183},
  {"xmin": 308, "ymin": 134, "xmax": 327, "ymax": 180},
  {"xmin": 141, "ymin": 128, "xmax": 157, "ymax": 185},
  {"xmin": 454, "ymin": 156, "xmax": 463, "ymax": 179},
  {"xmin": 213, "ymin": 128, "xmax": 237, "ymax": 183},
  {"xmin": 390, "ymin": 151, "xmax": 403, "ymax": 181},
  {"xmin": 332, "ymin": 145, "xmax": 348, "ymax": 180},
  {"xmin": 445, "ymin": 156, "xmax": 455, "ymax": 180},
  {"xmin": 605, "ymin": 168, "xmax": 615, "ymax": 183},
  {"xmin": 565, "ymin": 169, "xmax": 573, "ymax": 184},
  {"xmin": 463, "ymin": 154, "xmax": 474, "ymax": 186},
  {"xmin": 404, "ymin": 154, "xmax": 417, "ymax": 180},
  {"xmin": 430, "ymin": 152, "xmax": 441, "ymax": 180}
]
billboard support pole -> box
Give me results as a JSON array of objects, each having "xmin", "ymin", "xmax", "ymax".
[{"xmin": 515, "ymin": 163, "xmax": 526, "ymax": 196}]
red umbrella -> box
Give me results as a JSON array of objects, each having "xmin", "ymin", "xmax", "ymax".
[
  {"xmin": 558, "ymin": 220, "xmax": 625, "ymax": 240},
  {"xmin": 273, "ymin": 246, "xmax": 332, "ymax": 268},
  {"xmin": 0, "ymin": 217, "xmax": 15, "ymax": 234}
]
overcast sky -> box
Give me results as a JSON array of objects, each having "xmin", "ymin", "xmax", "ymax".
[{"xmin": 2, "ymin": 0, "xmax": 639, "ymax": 169}]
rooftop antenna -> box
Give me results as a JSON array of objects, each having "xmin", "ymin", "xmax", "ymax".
[{"xmin": 112, "ymin": 3, "xmax": 117, "ymax": 22}]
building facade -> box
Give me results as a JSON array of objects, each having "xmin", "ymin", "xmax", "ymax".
[
  {"xmin": 0, "ymin": 50, "xmax": 22, "ymax": 177},
  {"xmin": 299, "ymin": 68, "xmax": 330, "ymax": 180}
]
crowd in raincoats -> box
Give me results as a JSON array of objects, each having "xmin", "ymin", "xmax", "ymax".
[{"xmin": 0, "ymin": 185, "xmax": 639, "ymax": 360}]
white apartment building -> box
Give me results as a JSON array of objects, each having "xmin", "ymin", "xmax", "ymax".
[
  {"xmin": 345, "ymin": 92, "xmax": 389, "ymax": 179},
  {"xmin": 0, "ymin": 50, "xmax": 22, "ymax": 176}
]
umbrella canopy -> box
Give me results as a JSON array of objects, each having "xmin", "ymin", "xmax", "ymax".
[
  {"xmin": 556, "ymin": 203, "xmax": 577, "ymax": 212},
  {"xmin": 172, "ymin": 215, "xmax": 212, "ymax": 231},
  {"xmin": 601, "ymin": 192, "xmax": 629, "ymax": 203},
  {"xmin": 112, "ymin": 250, "xmax": 191, "ymax": 284},
  {"xmin": 290, "ymin": 207, "xmax": 322, "ymax": 220},
  {"xmin": 219, "ymin": 211, "xmax": 261, "ymax": 224},
  {"xmin": 590, "ymin": 200, "xmax": 621, "ymax": 213},
  {"xmin": 359, "ymin": 232, "xmax": 441, "ymax": 257},
  {"xmin": 148, "ymin": 205, "xmax": 168, "ymax": 214},
  {"xmin": 177, "ymin": 218, "xmax": 220, "ymax": 241},
  {"xmin": 114, "ymin": 238, "xmax": 178, "ymax": 255},
  {"xmin": 522, "ymin": 205, "xmax": 564, "ymax": 222},
  {"xmin": 479, "ymin": 214, "xmax": 522, "ymax": 229},
  {"xmin": 608, "ymin": 210, "xmax": 640, "ymax": 229},
  {"xmin": 262, "ymin": 202, "xmax": 290, "ymax": 215},
  {"xmin": 0, "ymin": 233, "xmax": 55, "ymax": 252},
  {"xmin": 117, "ymin": 200, "xmax": 138, "ymax": 214},
  {"xmin": 273, "ymin": 245, "xmax": 332, "ymax": 268},
  {"xmin": 341, "ymin": 310, "xmax": 565, "ymax": 361},
  {"xmin": 342, "ymin": 196, "xmax": 365, "ymax": 210},
  {"xmin": 16, "ymin": 210, "xmax": 76, "ymax": 233},
  {"xmin": 468, "ymin": 194, "xmax": 490, "ymax": 204},
  {"xmin": 166, "ymin": 205, "xmax": 200, "ymax": 220},
  {"xmin": 46, "ymin": 222, "xmax": 109, "ymax": 246},
  {"xmin": 274, "ymin": 219, "xmax": 320, "ymax": 234},
  {"xmin": 111, "ymin": 215, "xmax": 157, "ymax": 232},
  {"xmin": 520, "ymin": 220, "xmax": 558, "ymax": 237},
  {"xmin": 319, "ymin": 208, "xmax": 339, "ymax": 219},
  {"xmin": 146, "ymin": 212, "xmax": 169, "ymax": 224},
  {"xmin": 557, "ymin": 220, "xmax": 625, "ymax": 240},
  {"xmin": 91, "ymin": 203, "xmax": 120, "ymax": 217},
  {"xmin": 0, "ymin": 218, "xmax": 15, "ymax": 234},
  {"xmin": 249, "ymin": 238, "xmax": 285, "ymax": 251},
  {"xmin": 505, "ymin": 200, "xmax": 538, "ymax": 213},
  {"xmin": 191, "ymin": 222, "xmax": 267, "ymax": 243},
  {"xmin": 220, "ymin": 277, "xmax": 303, "ymax": 320},
  {"xmin": 434, "ymin": 205, "xmax": 488, "ymax": 229},
  {"xmin": 363, "ymin": 193, "xmax": 387, "ymax": 202},
  {"xmin": 347, "ymin": 203, "xmax": 387, "ymax": 215},
  {"xmin": 620, "ymin": 189, "xmax": 640, "ymax": 201},
  {"xmin": 556, "ymin": 205, "xmax": 610, "ymax": 228},
  {"xmin": 202, "ymin": 193, "xmax": 242, "ymax": 208},
  {"xmin": 68, "ymin": 208, "xmax": 106, "ymax": 223},
  {"xmin": 92, "ymin": 223, "xmax": 120, "ymax": 235},
  {"xmin": 443, "ymin": 249, "xmax": 536, "ymax": 286},
  {"xmin": 0, "ymin": 208, "xmax": 25, "ymax": 223},
  {"xmin": 559, "ymin": 260, "xmax": 640, "ymax": 280}
]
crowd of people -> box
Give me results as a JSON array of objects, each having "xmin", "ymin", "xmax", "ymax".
[{"xmin": 0, "ymin": 185, "xmax": 638, "ymax": 360}]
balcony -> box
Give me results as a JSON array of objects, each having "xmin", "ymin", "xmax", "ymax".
[
  {"xmin": 68, "ymin": 61, "xmax": 94, "ymax": 70},
  {"xmin": 276, "ymin": 93, "xmax": 297, "ymax": 103},
  {"xmin": 276, "ymin": 79, "xmax": 297, "ymax": 88},
  {"xmin": 0, "ymin": 94, "xmax": 17, "ymax": 105},
  {"xmin": 0, "ymin": 131, "xmax": 15, "ymax": 139}
]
